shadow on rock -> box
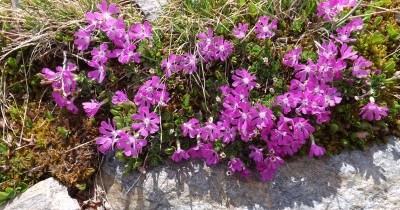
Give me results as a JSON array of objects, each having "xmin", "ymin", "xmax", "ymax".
[{"xmin": 98, "ymin": 136, "xmax": 400, "ymax": 210}]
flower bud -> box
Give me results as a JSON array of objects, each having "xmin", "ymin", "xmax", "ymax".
[
  {"xmin": 269, "ymin": 88, "xmax": 275, "ymax": 93},
  {"xmin": 263, "ymin": 57, "xmax": 269, "ymax": 65},
  {"xmin": 369, "ymin": 97, "xmax": 375, "ymax": 103}
]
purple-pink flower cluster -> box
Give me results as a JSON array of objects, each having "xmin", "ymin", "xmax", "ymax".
[
  {"xmin": 359, "ymin": 102, "xmax": 388, "ymax": 121},
  {"xmin": 161, "ymin": 16, "xmax": 278, "ymax": 78},
  {"xmin": 41, "ymin": 62, "xmax": 79, "ymax": 113},
  {"xmin": 317, "ymin": 0, "xmax": 357, "ymax": 21},
  {"xmin": 176, "ymin": 68, "xmax": 317, "ymax": 180},
  {"xmin": 233, "ymin": 16, "xmax": 278, "ymax": 40},
  {"xmin": 161, "ymin": 53, "xmax": 198, "ymax": 77},
  {"xmin": 161, "ymin": 28, "xmax": 235, "ymax": 77},
  {"xmin": 277, "ymin": 16, "xmax": 385, "ymax": 124},
  {"xmin": 95, "ymin": 76, "xmax": 170, "ymax": 157},
  {"xmin": 74, "ymin": 0, "xmax": 151, "ymax": 83},
  {"xmin": 167, "ymin": 9, "xmax": 389, "ymax": 181}
]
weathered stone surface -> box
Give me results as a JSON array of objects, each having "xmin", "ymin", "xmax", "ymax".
[
  {"xmin": 134, "ymin": 0, "xmax": 168, "ymax": 20},
  {"xmin": 99, "ymin": 136, "xmax": 400, "ymax": 210},
  {"xmin": 0, "ymin": 178, "xmax": 80, "ymax": 210}
]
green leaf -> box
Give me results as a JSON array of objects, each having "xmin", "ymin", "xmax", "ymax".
[
  {"xmin": 368, "ymin": 32, "xmax": 386, "ymax": 45},
  {"xmin": 329, "ymin": 123, "xmax": 340, "ymax": 134},
  {"xmin": 237, "ymin": 0, "xmax": 246, "ymax": 7},
  {"xmin": 57, "ymin": 127, "xmax": 70, "ymax": 139},
  {"xmin": 0, "ymin": 143, "xmax": 7, "ymax": 156},
  {"xmin": 387, "ymin": 24, "xmax": 400, "ymax": 40},
  {"xmin": 0, "ymin": 191, "xmax": 10, "ymax": 202},
  {"xmin": 6, "ymin": 57, "xmax": 18, "ymax": 70},
  {"xmin": 0, "ymin": 188, "xmax": 14, "ymax": 202},
  {"xmin": 248, "ymin": 3, "xmax": 258, "ymax": 16},
  {"xmin": 164, "ymin": 147, "xmax": 175, "ymax": 155},
  {"xmin": 304, "ymin": 0, "xmax": 317, "ymax": 17},
  {"xmin": 383, "ymin": 59, "xmax": 396, "ymax": 73},
  {"xmin": 182, "ymin": 94, "xmax": 190, "ymax": 108},
  {"xmin": 75, "ymin": 183, "xmax": 86, "ymax": 191}
]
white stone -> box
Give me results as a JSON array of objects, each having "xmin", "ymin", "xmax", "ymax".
[
  {"xmin": 134, "ymin": 0, "xmax": 168, "ymax": 20},
  {"xmin": 0, "ymin": 178, "xmax": 80, "ymax": 210}
]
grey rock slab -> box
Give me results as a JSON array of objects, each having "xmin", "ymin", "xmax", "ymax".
[
  {"xmin": 134, "ymin": 0, "xmax": 168, "ymax": 20},
  {"xmin": 0, "ymin": 178, "xmax": 80, "ymax": 210},
  {"xmin": 99, "ymin": 136, "xmax": 400, "ymax": 210}
]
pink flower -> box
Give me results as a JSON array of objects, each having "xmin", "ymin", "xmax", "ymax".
[
  {"xmin": 134, "ymin": 76, "xmax": 170, "ymax": 107},
  {"xmin": 91, "ymin": 43, "xmax": 112, "ymax": 64},
  {"xmin": 230, "ymin": 102, "xmax": 257, "ymax": 142},
  {"xmin": 128, "ymin": 21, "xmax": 152, "ymax": 40},
  {"xmin": 85, "ymin": 12, "xmax": 101, "ymax": 30},
  {"xmin": 199, "ymin": 122, "xmax": 220, "ymax": 142},
  {"xmin": 339, "ymin": 44, "xmax": 358, "ymax": 60},
  {"xmin": 257, "ymin": 153, "xmax": 284, "ymax": 181},
  {"xmin": 197, "ymin": 28, "xmax": 215, "ymax": 62},
  {"xmin": 324, "ymin": 87, "xmax": 342, "ymax": 107},
  {"xmin": 232, "ymin": 69, "xmax": 257, "ymax": 90},
  {"xmin": 294, "ymin": 60, "xmax": 318, "ymax": 81},
  {"xmin": 131, "ymin": 106, "xmax": 160, "ymax": 137},
  {"xmin": 74, "ymin": 29, "xmax": 91, "ymax": 51},
  {"xmin": 233, "ymin": 23, "xmax": 248, "ymax": 39},
  {"xmin": 217, "ymin": 121, "xmax": 237, "ymax": 144},
  {"xmin": 171, "ymin": 148, "xmax": 190, "ymax": 162},
  {"xmin": 182, "ymin": 118, "xmax": 200, "ymax": 138},
  {"xmin": 309, "ymin": 143, "xmax": 326, "ymax": 158},
  {"xmin": 95, "ymin": 0, "xmax": 120, "ymax": 21},
  {"xmin": 347, "ymin": 17, "xmax": 363, "ymax": 31},
  {"xmin": 161, "ymin": 54, "xmax": 182, "ymax": 77},
  {"xmin": 317, "ymin": 41, "xmax": 338, "ymax": 60},
  {"xmin": 88, "ymin": 61, "xmax": 107, "ymax": 83},
  {"xmin": 249, "ymin": 145, "xmax": 264, "ymax": 162},
  {"xmin": 292, "ymin": 117, "xmax": 315, "ymax": 141},
  {"xmin": 96, "ymin": 119, "xmax": 122, "ymax": 153},
  {"xmin": 82, "ymin": 99, "xmax": 104, "ymax": 118},
  {"xmin": 200, "ymin": 143, "xmax": 220, "ymax": 166},
  {"xmin": 213, "ymin": 37, "xmax": 233, "ymax": 61},
  {"xmin": 228, "ymin": 158, "xmax": 250, "ymax": 177},
  {"xmin": 196, "ymin": 29, "xmax": 233, "ymax": 62},
  {"xmin": 117, "ymin": 132, "xmax": 147, "ymax": 158},
  {"xmin": 331, "ymin": 25, "xmax": 356, "ymax": 44},
  {"xmin": 359, "ymin": 102, "xmax": 388, "ymax": 121},
  {"xmin": 181, "ymin": 53, "xmax": 197, "ymax": 74},
  {"xmin": 254, "ymin": 16, "xmax": 277, "ymax": 39},
  {"xmin": 275, "ymin": 92, "xmax": 301, "ymax": 114},
  {"xmin": 317, "ymin": 0, "xmax": 357, "ymax": 21},
  {"xmin": 254, "ymin": 104, "xmax": 275, "ymax": 130},
  {"xmin": 112, "ymin": 90, "xmax": 129, "ymax": 105},
  {"xmin": 283, "ymin": 47, "xmax": 302, "ymax": 67},
  {"xmin": 41, "ymin": 62, "xmax": 78, "ymax": 96},
  {"xmin": 116, "ymin": 43, "xmax": 141, "ymax": 64},
  {"xmin": 51, "ymin": 92, "xmax": 78, "ymax": 114},
  {"xmin": 100, "ymin": 17, "xmax": 126, "ymax": 42},
  {"xmin": 352, "ymin": 56, "xmax": 371, "ymax": 78}
]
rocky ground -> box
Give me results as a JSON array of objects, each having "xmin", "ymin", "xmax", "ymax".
[{"xmin": 2, "ymin": 136, "xmax": 399, "ymax": 210}]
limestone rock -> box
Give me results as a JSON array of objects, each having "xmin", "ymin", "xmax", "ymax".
[
  {"xmin": 134, "ymin": 0, "xmax": 168, "ymax": 20},
  {"xmin": 1, "ymin": 178, "xmax": 80, "ymax": 210},
  {"xmin": 99, "ymin": 136, "xmax": 400, "ymax": 209}
]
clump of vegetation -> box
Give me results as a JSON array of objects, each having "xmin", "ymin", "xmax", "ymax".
[{"xmin": 0, "ymin": 0, "xmax": 399, "ymax": 204}]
